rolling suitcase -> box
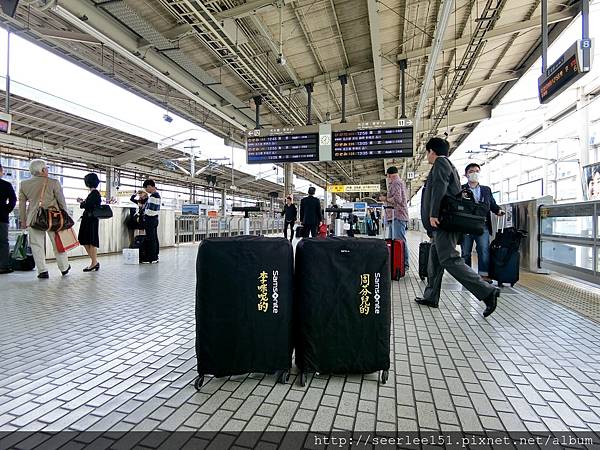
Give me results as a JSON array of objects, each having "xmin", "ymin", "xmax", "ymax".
[
  {"xmin": 194, "ymin": 236, "xmax": 294, "ymax": 389},
  {"xmin": 384, "ymin": 207, "xmax": 405, "ymax": 280},
  {"xmin": 294, "ymin": 238, "xmax": 391, "ymax": 386},
  {"xmin": 489, "ymin": 217, "xmax": 526, "ymax": 287},
  {"xmin": 418, "ymin": 241, "xmax": 431, "ymax": 281}
]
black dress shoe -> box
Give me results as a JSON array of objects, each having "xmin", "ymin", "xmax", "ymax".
[
  {"xmin": 483, "ymin": 288, "xmax": 500, "ymax": 317},
  {"xmin": 414, "ymin": 297, "xmax": 438, "ymax": 308},
  {"xmin": 37, "ymin": 272, "xmax": 49, "ymax": 279},
  {"xmin": 61, "ymin": 265, "xmax": 71, "ymax": 276}
]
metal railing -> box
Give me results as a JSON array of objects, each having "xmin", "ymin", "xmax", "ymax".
[
  {"xmin": 174, "ymin": 216, "xmax": 285, "ymax": 244},
  {"xmin": 539, "ymin": 200, "xmax": 599, "ymax": 285}
]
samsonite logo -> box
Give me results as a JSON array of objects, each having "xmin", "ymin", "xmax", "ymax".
[{"xmin": 272, "ymin": 270, "xmax": 279, "ymax": 314}]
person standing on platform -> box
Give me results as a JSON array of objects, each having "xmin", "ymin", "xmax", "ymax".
[
  {"xmin": 18, "ymin": 159, "xmax": 71, "ymax": 279},
  {"xmin": 281, "ymin": 195, "xmax": 297, "ymax": 242},
  {"xmin": 142, "ymin": 179, "xmax": 161, "ymax": 264},
  {"xmin": 414, "ymin": 138, "xmax": 499, "ymax": 317},
  {"xmin": 379, "ymin": 166, "xmax": 409, "ymax": 271},
  {"xmin": 299, "ymin": 186, "xmax": 322, "ymax": 238},
  {"xmin": 77, "ymin": 173, "xmax": 102, "ymax": 272},
  {"xmin": 0, "ymin": 163, "xmax": 17, "ymax": 274},
  {"xmin": 460, "ymin": 163, "xmax": 505, "ymax": 281}
]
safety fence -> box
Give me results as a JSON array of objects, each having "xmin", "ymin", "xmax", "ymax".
[
  {"xmin": 539, "ymin": 200, "xmax": 600, "ymax": 285},
  {"xmin": 175, "ymin": 216, "xmax": 285, "ymax": 244}
]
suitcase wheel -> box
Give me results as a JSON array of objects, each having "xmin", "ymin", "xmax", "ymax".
[
  {"xmin": 299, "ymin": 372, "xmax": 307, "ymax": 387},
  {"xmin": 193, "ymin": 375, "xmax": 204, "ymax": 390},
  {"xmin": 419, "ymin": 275, "xmax": 425, "ymax": 281},
  {"xmin": 498, "ymin": 282, "xmax": 503, "ymax": 288},
  {"xmin": 380, "ymin": 370, "xmax": 389, "ymax": 385},
  {"xmin": 277, "ymin": 370, "xmax": 290, "ymax": 384},
  {"xmin": 511, "ymin": 283, "xmax": 515, "ymax": 287}
]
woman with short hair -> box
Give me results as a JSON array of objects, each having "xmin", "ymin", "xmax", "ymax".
[{"xmin": 77, "ymin": 173, "xmax": 102, "ymax": 272}]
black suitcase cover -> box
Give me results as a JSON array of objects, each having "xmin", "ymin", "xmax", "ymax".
[
  {"xmin": 195, "ymin": 236, "xmax": 293, "ymax": 378},
  {"xmin": 295, "ymin": 238, "xmax": 391, "ymax": 376},
  {"xmin": 418, "ymin": 242, "xmax": 431, "ymax": 281}
]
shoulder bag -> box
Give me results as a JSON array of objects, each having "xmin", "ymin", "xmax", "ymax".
[
  {"xmin": 92, "ymin": 204, "xmax": 113, "ymax": 219},
  {"xmin": 437, "ymin": 162, "xmax": 489, "ymax": 236},
  {"xmin": 30, "ymin": 178, "xmax": 75, "ymax": 231}
]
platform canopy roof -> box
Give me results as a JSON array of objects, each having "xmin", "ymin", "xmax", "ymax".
[
  {"xmin": 0, "ymin": 92, "xmax": 287, "ymax": 199},
  {"xmin": 2, "ymin": 0, "xmax": 580, "ymax": 197}
]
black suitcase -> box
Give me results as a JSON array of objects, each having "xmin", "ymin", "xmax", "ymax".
[
  {"xmin": 489, "ymin": 227, "xmax": 526, "ymax": 287},
  {"xmin": 294, "ymin": 238, "xmax": 391, "ymax": 386},
  {"xmin": 194, "ymin": 236, "xmax": 294, "ymax": 389},
  {"xmin": 418, "ymin": 242, "xmax": 430, "ymax": 281}
]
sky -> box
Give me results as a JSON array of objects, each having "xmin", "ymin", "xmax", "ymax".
[{"xmin": 0, "ymin": 27, "xmax": 321, "ymax": 196}]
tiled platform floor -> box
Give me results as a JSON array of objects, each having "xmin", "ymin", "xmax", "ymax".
[{"xmin": 2, "ymin": 232, "xmax": 600, "ymax": 442}]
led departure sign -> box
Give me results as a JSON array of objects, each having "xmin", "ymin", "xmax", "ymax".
[
  {"xmin": 331, "ymin": 119, "xmax": 414, "ymax": 160},
  {"xmin": 246, "ymin": 125, "xmax": 319, "ymax": 164},
  {"xmin": 538, "ymin": 40, "xmax": 592, "ymax": 104}
]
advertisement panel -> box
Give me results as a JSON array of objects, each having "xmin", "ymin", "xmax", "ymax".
[{"xmin": 582, "ymin": 162, "xmax": 600, "ymax": 200}]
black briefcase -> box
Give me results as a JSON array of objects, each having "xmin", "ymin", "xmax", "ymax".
[{"xmin": 438, "ymin": 190, "xmax": 488, "ymax": 236}]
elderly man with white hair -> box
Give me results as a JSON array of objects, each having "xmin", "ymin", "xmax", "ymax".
[{"xmin": 18, "ymin": 159, "xmax": 70, "ymax": 279}]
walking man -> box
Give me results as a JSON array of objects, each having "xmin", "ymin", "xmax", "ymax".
[
  {"xmin": 281, "ymin": 195, "xmax": 297, "ymax": 241},
  {"xmin": 415, "ymin": 138, "xmax": 499, "ymax": 317},
  {"xmin": 380, "ymin": 166, "xmax": 409, "ymax": 270},
  {"xmin": 461, "ymin": 163, "xmax": 505, "ymax": 281},
  {"xmin": 299, "ymin": 187, "xmax": 322, "ymax": 238}
]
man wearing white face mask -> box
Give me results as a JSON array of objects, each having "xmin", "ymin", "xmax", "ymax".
[{"xmin": 461, "ymin": 163, "xmax": 505, "ymax": 281}]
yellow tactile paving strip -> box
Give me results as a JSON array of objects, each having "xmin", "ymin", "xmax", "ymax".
[{"xmin": 518, "ymin": 271, "xmax": 600, "ymax": 323}]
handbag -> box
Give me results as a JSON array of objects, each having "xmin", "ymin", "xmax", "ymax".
[
  {"xmin": 54, "ymin": 228, "xmax": 80, "ymax": 253},
  {"xmin": 30, "ymin": 178, "xmax": 74, "ymax": 231},
  {"xmin": 12, "ymin": 233, "xmax": 29, "ymax": 261},
  {"xmin": 438, "ymin": 188, "xmax": 489, "ymax": 236},
  {"xmin": 92, "ymin": 204, "xmax": 113, "ymax": 219}
]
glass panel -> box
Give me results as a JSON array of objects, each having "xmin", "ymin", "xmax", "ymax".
[
  {"xmin": 542, "ymin": 242, "xmax": 594, "ymax": 271},
  {"xmin": 540, "ymin": 216, "xmax": 594, "ymax": 238}
]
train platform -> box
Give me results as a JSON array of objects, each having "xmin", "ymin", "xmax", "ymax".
[{"xmin": 2, "ymin": 232, "xmax": 600, "ymax": 447}]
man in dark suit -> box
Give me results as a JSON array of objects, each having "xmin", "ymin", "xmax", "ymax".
[
  {"xmin": 300, "ymin": 186, "xmax": 322, "ymax": 238},
  {"xmin": 461, "ymin": 163, "xmax": 505, "ymax": 281},
  {"xmin": 0, "ymin": 163, "xmax": 17, "ymax": 274},
  {"xmin": 415, "ymin": 138, "xmax": 499, "ymax": 317}
]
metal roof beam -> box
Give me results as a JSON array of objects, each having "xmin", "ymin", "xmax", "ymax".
[
  {"xmin": 215, "ymin": 0, "xmax": 287, "ymax": 20},
  {"xmin": 278, "ymin": 62, "xmax": 373, "ymax": 93},
  {"xmin": 367, "ymin": 0, "xmax": 385, "ymax": 119},
  {"xmin": 414, "ymin": 0, "xmax": 455, "ymax": 129},
  {"xmin": 396, "ymin": 8, "xmax": 577, "ymax": 61},
  {"xmin": 52, "ymin": 0, "xmax": 253, "ymax": 131}
]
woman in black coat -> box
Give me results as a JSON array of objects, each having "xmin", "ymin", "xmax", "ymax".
[{"xmin": 77, "ymin": 173, "xmax": 102, "ymax": 272}]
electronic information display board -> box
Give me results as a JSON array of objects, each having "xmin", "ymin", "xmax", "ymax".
[
  {"xmin": 538, "ymin": 40, "xmax": 592, "ymax": 104},
  {"xmin": 246, "ymin": 125, "xmax": 319, "ymax": 164},
  {"xmin": 331, "ymin": 119, "xmax": 413, "ymax": 160}
]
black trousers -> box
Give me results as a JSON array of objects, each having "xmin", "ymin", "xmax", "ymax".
[
  {"xmin": 305, "ymin": 224, "xmax": 318, "ymax": 238},
  {"xmin": 283, "ymin": 221, "xmax": 295, "ymax": 240},
  {"xmin": 144, "ymin": 216, "xmax": 160, "ymax": 262}
]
